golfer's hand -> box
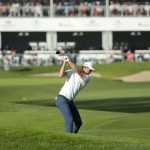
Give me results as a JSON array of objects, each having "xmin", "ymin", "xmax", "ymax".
[{"xmin": 64, "ymin": 56, "xmax": 70, "ymax": 63}]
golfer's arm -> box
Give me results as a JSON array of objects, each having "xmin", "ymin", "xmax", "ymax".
[
  {"xmin": 59, "ymin": 61, "xmax": 67, "ymax": 78},
  {"xmin": 68, "ymin": 60, "xmax": 79, "ymax": 73}
]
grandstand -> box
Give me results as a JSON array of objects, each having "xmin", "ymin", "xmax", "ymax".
[{"xmin": 0, "ymin": 0, "xmax": 150, "ymax": 67}]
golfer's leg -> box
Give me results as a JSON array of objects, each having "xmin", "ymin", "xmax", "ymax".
[
  {"xmin": 69, "ymin": 102, "xmax": 82, "ymax": 133},
  {"xmin": 57, "ymin": 95, "xmax": 73, "ymax": 133}
]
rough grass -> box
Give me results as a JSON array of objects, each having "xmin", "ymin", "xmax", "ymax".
[{"xmin": 1, "ymin": 128, "xmax": 150, "ymax": 150}]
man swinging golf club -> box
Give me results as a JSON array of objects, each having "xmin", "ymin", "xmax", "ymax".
[{"xmin": 55, "ymin": 55, "xmax": 95, "ymax": 133}]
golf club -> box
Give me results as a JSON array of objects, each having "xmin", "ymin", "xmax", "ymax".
[{"xmin": 55, "ymin": 50, "xmax": 69, "ymax": 61}]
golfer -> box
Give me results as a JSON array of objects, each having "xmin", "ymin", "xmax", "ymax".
[{"xmin": 55, "ymin": 56, "xmax": 95, "ymax": 133}]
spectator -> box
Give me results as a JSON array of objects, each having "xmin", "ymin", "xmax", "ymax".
[
  {"xmin": 2, "ymin": 51, "xmax": 10, "ymax": 71},
  {"xmin": 126, "ymin": 50, "xmax": 134, "ymax": 62},
  {"xmin": 80, "ymin": 2, "xmax": 88, "ymax": 16},
  {"xmin": 11, "ymin": 46, "xmax": 16, "ymax": 57},
  {"xmin": 10, "ymin": 2, "xmax": 20, "ymax": 17},
  {"xmin": 144, "ymin": 2, "xmax": 150, "ymax": 16},
  {"xmin": 1, "ymin": 2, "xmax": 9, "ymax": 16},
  {"xmin": 34, "ymin": 3, "xmax": 43, "ymax": 17}
]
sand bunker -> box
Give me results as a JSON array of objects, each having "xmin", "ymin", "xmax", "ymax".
[
  {"xmin": 117, "ymin": 71, "xmax": 150, "ymax": 82},
  {"xmin": 31, "ymin": 73, "xmax": 59, "ymax": 77}
]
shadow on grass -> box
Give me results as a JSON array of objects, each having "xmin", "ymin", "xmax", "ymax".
[
  {"xmin": 11, "ymin": 67, "xmax": 32, "ymax": 72},
  {"xmin": 14, "ymin": 96, "xmax": 150, "ymax": 113}
]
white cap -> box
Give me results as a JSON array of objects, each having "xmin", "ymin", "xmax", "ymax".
[{"xmin": 83, "ymin": 62, "xmax": 95, "ymax": 71}]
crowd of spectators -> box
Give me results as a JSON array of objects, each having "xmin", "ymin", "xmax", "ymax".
[
  {"xmin": 0, "ymin": 0, "xmax": 150, "ymax": 17},
  {"xmin": 109, "ymin": 1, "xmax": 150, "ymax": 16},
  {"xmin": 0, "ymin": 0, "xmax": 49, "ymax": 17},
  {"xmin": 1, "ymin": 47, "xmax": 150, "ymax": 70}
]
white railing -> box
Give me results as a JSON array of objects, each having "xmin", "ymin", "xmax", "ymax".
[
  {"xmin": 0, "ymin": 50, "xmax": 150, "ymax": 70},
  {"xmin": 77, "ymin": 50, "xmax": 124, "ymax": 64},
  {"xmin": 134, "ymin": 50, "xmax": 150, "ymax": 61}
]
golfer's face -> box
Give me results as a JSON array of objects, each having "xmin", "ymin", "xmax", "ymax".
[{"xmin": 83, "ymin": 67, "xmax": 93, "ymax": 75}]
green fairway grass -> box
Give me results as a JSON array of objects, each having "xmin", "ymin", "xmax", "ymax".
[{"xmin": 0, "ymin": 62, "xmax": 150, "ymax": 150}]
